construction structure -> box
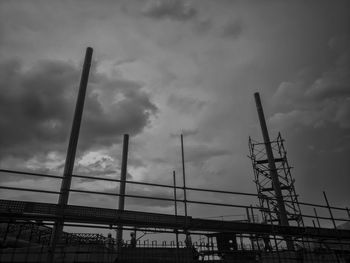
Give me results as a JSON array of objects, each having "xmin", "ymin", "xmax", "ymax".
[
  {"xmin": 249, "ymin": 132, "xmax": 303, "ymax": 228},
  {"xmin": 1, "ymin": 48, "xmax": 350, "ymax": 262}
]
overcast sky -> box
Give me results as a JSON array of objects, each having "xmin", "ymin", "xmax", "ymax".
[{"xmin": 0, "ymin": 0, "xmax": 349, "ymax": 224}]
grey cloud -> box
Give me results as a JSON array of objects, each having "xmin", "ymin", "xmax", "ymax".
[
  {"xmin": 167, "ymin": 94, "xmax": 206, "ymax": 113},
  {"xmin": 279, "ymin": 124, "xmax": 350, "ymax": 206},
  {"xmin": 220, "ymin": 20, "xmax": 243, "ymax": 39},
  {"xmin": 193, "ymin": 19, "xmax": 212, "ymax": 35},
  {"xmin": 170, "ymin": 128, "xmax": 198, "ymax": 138},
  {"xmin": 74, "ymin": 181, "xmax": 178, "ymax": 208},
  {"xmin": 184, "ymin": 145, "xmax": 231, "ymax": 164},
  {"xmin": 304, "ymin": 36, "xmax": 350, "ymax": 101},
  {"xmin": 266, "ymin": 35, "xmax": 350, "ymax": 204},
  {"xmin": 334, "ymin": 98, "xmax": 350, "ymax": 128},
  {"xmin": 305, "ymin": 69, "xmax": 350, "ymax": 100},
  {"xmin": 114, "ymin": 58, "xmax": 137, "ymax": 67},
  {"xmin": 74, "ymin": 154, "xmax": 135, "ymax": 180},
  {"xmin": 150, "ymin": 157, "xmax": 170, "ymax": 164},
  {"xmin": 142, "ymin": 0, "xmax": 197, "ymax": 21},
  {"xmin": 150, "ymin": 141, "xmax": 230, "ymax": 166},
  {"xmin": 0, "ymin": 58, "xmax": 157, "ymax": 162},
  {"xmin": 74, "ymin": 158, "xmax": 119, "ymax": 178},
  {"xmin": 0, "ymin": 59, "xmax": 76, "ymax": 158},
  {"xmin": 271, "ymin": 35, "xmax": 350, "ymax": 129},
  {"xmin": 328, "ymin": 35, "xmax": 350, "ymax": 53},
  {"xmin": 126, "ymin": 187, "xmax": 175, "ymax": 208}
]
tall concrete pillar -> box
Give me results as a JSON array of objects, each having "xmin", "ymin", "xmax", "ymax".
[
  {"xmin": 49, "ymin": 47, "xmax": 93, "ymax": 262},
  {"xmin": 117, "ymin": 134, "xmax": 129, "ymax": 249}
]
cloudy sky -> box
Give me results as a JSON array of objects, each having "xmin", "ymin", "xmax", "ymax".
[{"xmin": 0, "ymin": 0, "xmax": 349, "ymax": 225}]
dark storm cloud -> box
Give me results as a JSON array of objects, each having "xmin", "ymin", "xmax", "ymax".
[
  {"xmin": 0, "ymin": 58, "xmax": 157, "ymax": 161},
  {"xmin": 80, "ymin": 78, "xmax": 157, "ymax": 150},
  {"xmin": 0, "ymin": 59, "xmax": 76, "ymax": 158},
  {"xmin": 142, "ymin": 0, "xmax": 197, "ymax": 21}
]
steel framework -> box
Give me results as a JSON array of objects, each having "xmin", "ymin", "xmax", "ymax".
[{"xmin": 249, "ymin": 133, "xmax": 303, "ymax": 227}]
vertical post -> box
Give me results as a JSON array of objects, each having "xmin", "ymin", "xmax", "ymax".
[
  {"xmin": 246, "ymin": 207, "xmax": 251, "ymax": 222},
  {"xmin": 323, "ymin": 191, "xmax": 337, "ymax": 229},
  {"xmin": 173, "ymin": 171, "xmax": 179, "ymax": 263},
  {"xmin": 254, "ymin": 92, "xmax": 289, "ymax": 227},
  {"xmin": 250, "ymin": 205, "xmax": 259, "ymax": 251},
  {"xmin": 246, "ymin": 207, "xmax": 256, "ymax": 250},
  {"xmin": 254, "ymin": 92, "xmax": 293, "ymax": 250},
  {"xmin": 346, "ymin": 207, "xmax": 350, "ymax": 219},
  {"xmin": 49, "ymin": 47, "xmax": 93, "ymax": 262},
  {"xmin": 266, "ymin": 200, "xmax": 273, "ymax": 225},
  {"xmin": 312, "ymin": 220, "xmax": 316, "ymax": 228},
  {"xmin": 272, "ymin": 234, "xmax": 281, "ymax": 260},
  {"xmin": 313, "ymin": 208, "xmax": 321, "ymax": 228},
  {"xmin": 181, "ymin": 134, "xmax": 190, "ymax": 242},
  {"xmin": 240, "ymin": 234, "xmax": 244, "ymax": 250},
  {"xmin": 117, "ymin": 134, "xmax": 129, "ymax": 249},
  {"xmin": 207, "ymin": 236, "xmax": 210, "ymax": 260},
  {"xmin": 12, "ymin": 225, "xmax": 23, "ymax": 262},
  {"xmin": 25, "ymin": 224, "xmax": 34, "ymax": 262},
  {"xmin": 250, "ymin": 205, "xmax": 255, "ymax": 223},
  {"xmin": 2, "ymin": 223, "xmax": 10, "ymax": 243},
  {"xmin": 295, "ymin": 196, "xmax": 305, "ymax": 227},
  {"xmin": 181, "ymin": 134, "xmax": 188, "ymax": 220}
]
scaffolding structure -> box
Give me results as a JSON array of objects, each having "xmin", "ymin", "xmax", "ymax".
[{"xmin": 249, "ymin": 133, "xmax": 303, "ymax": 228}]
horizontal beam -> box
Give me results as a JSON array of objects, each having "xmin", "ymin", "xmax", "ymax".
[
  {"xmin": 1, "ymin": 199, "xmax": 349, "ymax": 240},
  {"xmin": 0, "ymin": 168, "xmax": 260, "ymax": 197},
  {"xmin": 1, "ymin": 169, "xmax": 348, "ymax": 211}
]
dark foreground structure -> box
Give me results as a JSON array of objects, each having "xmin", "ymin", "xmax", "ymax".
[{"xmin": 1, "ymin": 48, "xmax": 350, "ymax": 262}]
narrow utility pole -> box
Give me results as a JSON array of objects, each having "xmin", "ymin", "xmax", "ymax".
[
  {"xmin": 117, "ymin": 134, "xmax": 129, "ymax": 250},
  {"xmin": 173, "ymin": 171, "xmax": 179, "ymax": 263},
  {"xmin": 181, "ymin": 134, "xmax": 190, "ymax": 246},
  {"xmin": 173, "ymin": 171, "xmax": 179, "ymax": 246},
  {"xmin": 49, "ymin": 47, "xmax": 93, "ymax": 262},
  {"xmin": 181, "ymin": 134, "xmax": 188, "ymax": 220},
  {"xmin": 254, "ymin": 92, "xmax": 293, "ymax": 250}
]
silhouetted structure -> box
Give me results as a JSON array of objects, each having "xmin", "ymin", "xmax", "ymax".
[{"xmin": 0, "ymin": 49, "xmax": 350, "ymax": 262}]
